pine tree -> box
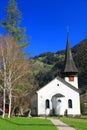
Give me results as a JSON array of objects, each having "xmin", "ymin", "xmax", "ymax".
[{"xmin": 0, "ymin": 0, "xmax": 28, "ymax": 47}]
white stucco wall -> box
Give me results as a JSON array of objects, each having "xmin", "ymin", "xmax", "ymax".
[
  {"xmin": 65, "ymin": 76, "xmax": 78, "ymax": 88},
  {"xmin": 37, "ymin": 78, "xmax": 81, "ymax": 116}
]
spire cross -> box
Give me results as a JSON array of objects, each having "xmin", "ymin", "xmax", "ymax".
[{"xmin": 66, "ymin": 26, "xmax": 69, "ymax": 34}]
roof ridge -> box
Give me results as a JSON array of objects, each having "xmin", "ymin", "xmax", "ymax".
[{"xmin": 57, "ymin": 76, "xmax": 80, "ymax": 93}]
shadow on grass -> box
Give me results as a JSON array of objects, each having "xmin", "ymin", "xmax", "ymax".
[
  {"xmin": 0, "ymin": 117, "xmax": 55, "ymax": 126},
  {"xmin": 0, "ymin": 117, "xmax": 76, "ymax": 128}
]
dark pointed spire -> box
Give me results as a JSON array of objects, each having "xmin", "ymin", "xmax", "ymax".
[{"xmin": 64, "ymin": 33, "xmax": 78, "ymax": 73}]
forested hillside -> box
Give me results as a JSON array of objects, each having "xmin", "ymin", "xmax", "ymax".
[{"xmin": 30, "ymin": 39, "xmax": 87, "ymax": 91}]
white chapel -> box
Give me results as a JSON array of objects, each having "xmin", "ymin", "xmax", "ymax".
[{"xmin": 31, "ymin": 36, "xmax": 81, "ymax": 116}]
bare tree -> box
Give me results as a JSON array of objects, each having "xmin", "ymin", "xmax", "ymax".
[
  {"xmin": 11, "ymin": 72, "xmax": 37, "ymax": 116},
  {"xmin": 0, "ymin": 36, "xmax": 29, "ymax": 118},
  {"xmin": 0, "ymin": 36, "xmax": 8, "ymax": 118}
]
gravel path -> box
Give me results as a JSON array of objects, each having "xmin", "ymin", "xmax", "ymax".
[{"xmin": 48, "ymin": 118, "xmax": 76, "ymax": 130}]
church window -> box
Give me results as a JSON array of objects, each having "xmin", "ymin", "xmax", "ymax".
[
  {"xmin": 69, "ymin": 76, "xmax": 74, "ymax": 81},
  {"xmin": 58, "ymin": 99, "xmax": 61, "ymax": 103},
  {"xmin": 46, "ymin": 99, "xmax": 50, "ymax": 108},
  {"xmin": 68, "ymin": 99, "xmax": 72, "ymax": 108}
]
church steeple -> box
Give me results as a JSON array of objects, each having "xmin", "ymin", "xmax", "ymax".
[
  {"xmin": 64, "ymin": 34, "xmax": 78, "ymax": 73},
  {"xmin": 63, "ymin": 33, "xmax": 78, "ymax": 88}
]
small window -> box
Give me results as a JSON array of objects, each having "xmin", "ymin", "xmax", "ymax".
[
  {"xmin": 58, "ymin": 99, "xmax": 61, "ymax": 103},
  {"xmin": 68, "ymin": 99, "xmax": 72, "ymax": 108},
  {"xmin": 46, "ymin": 99, "xmax": 50, "ymax": 108},
  {"xmin": 69, "ymin": 76, "xmax": 74, "ymax": 81}
]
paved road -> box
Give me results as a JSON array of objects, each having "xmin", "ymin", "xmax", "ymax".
[{"xmin": 49, "ymin": 118, "xmax": 76, "ymax": 130}]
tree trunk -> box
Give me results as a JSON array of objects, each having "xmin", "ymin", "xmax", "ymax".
[
  {"xmin": 8, "ymin": 90, "xmax": 12, "ymax": 118},
  {"xmin": 2, "ymin": 88, "xmax": 6, "ymax": 118},
  {"xmin": 20, "ymin": 107, "xmax": 23, "ymax": 116}
]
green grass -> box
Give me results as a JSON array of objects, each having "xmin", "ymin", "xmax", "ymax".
[
  {"xmin": 60, "ymin": 116, "xmax": 87, "ymax": 130},
  {"xmin": 0, "ymin": 117, "xmax": 57, "ymax": 130}
]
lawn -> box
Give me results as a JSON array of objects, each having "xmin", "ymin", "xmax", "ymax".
[
  {"xmin": 60, "ymin": 116, "xmax": 87, "ymax": 130},
  {"xmin": 0, "ymin": 117, "xmax": 57, "ymax": 130}
]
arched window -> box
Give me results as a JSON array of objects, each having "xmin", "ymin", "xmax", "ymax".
[
  {"xmin": 46, "ymin": 99, "xmax": 50, "ymax": 108},
  {"xmin": 68, "ymin": 99, "xmax": 72, "ymax": 108}
]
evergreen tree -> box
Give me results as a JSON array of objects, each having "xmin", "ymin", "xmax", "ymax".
[{"xmin": 0, "ymin": 0, "xmax": 28, "ymax": 47}]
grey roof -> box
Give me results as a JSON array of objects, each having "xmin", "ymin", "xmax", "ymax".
[
  {"xmin": 52, "ymin": 93, "xmax": 65, "ymax": 98},
  {"xmin": 64, "ymin": 37, "xmax": 78, "ymax": 73}
]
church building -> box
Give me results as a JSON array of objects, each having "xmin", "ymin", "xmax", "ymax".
[{"xmin": 31, "ymin": 36, "xmax": 81, "ymax": 116}]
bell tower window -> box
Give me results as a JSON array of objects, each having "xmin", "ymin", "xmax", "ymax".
[{"xmin": 69, "ymin": 76, "xmax": 74, "ymax": 81}]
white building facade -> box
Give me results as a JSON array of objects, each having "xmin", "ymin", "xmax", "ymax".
[{"xmin": 33, "ymin": 77, "xmax": 80, "ymax": 116}]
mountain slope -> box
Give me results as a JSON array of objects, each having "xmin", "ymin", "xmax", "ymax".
[{"xmin": 31, "ymin": 39, "xmax": 87, "ymax": 90}]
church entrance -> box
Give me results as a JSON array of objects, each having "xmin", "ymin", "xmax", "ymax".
[{"xmin": 52, "ymin": 93, "xmax": 65, "ymax": 115}]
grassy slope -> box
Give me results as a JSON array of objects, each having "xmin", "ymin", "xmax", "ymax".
[
  {"xmin": 31, "ymin": 58, "xmax": 53, "ymax": 75},
  {"xmin": 60, "ymin": 116, "xmax": 87, "ymax": 130},
  {"xmin": 0, "ymin": 117, "xmax": 57, "ymax": 130}
]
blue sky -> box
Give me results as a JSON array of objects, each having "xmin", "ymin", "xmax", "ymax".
[{"xmin": 0, "ymin": 0, "xmax": 87, "ymax": 57}]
